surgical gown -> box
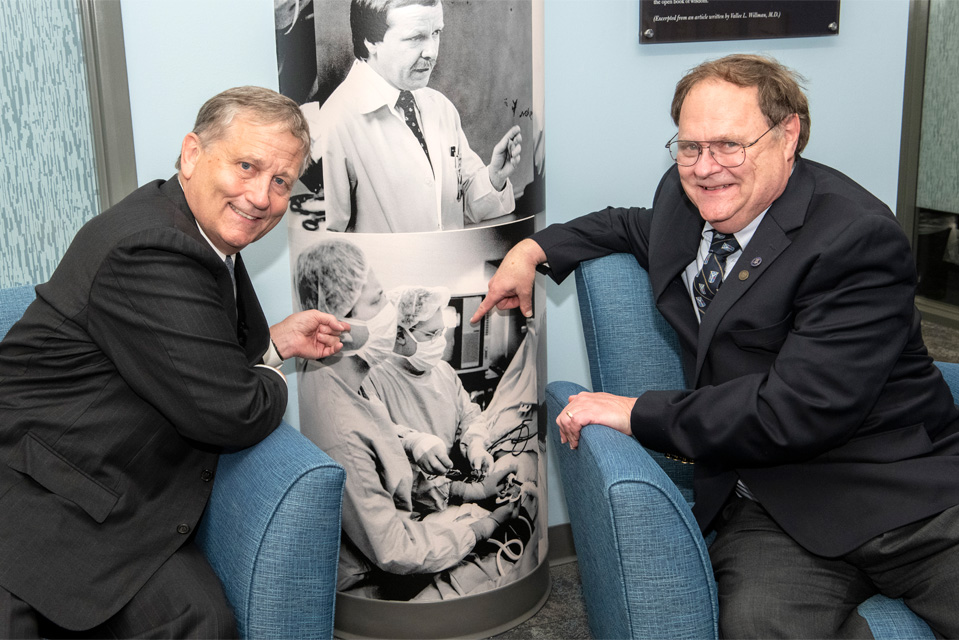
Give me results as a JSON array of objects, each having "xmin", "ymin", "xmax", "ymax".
[
  {"xmin": 364, "ymin": 356, "xmax": 490, "ymax": 514},
  {"xmin": 298, "ymin": 361, "xmax": 477, "ymax": 593}
]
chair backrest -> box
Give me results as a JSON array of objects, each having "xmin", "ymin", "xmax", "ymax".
[
  {"xmin": 0, "ymin": 284, "xmax": 37, "ymax": 340},
  {"xmin": 574, "ymin": 253, "xmax": 696, "ymax": 503}
]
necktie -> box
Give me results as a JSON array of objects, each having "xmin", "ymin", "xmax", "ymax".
[
  {"xmin": 396, "ymin": 90, "xmax": 431, "ymax": 165},
  {"xmin": 224, "ymin": 255, "xmax": 236, "ymax": 287},
  {"xmin": 692, "ymin": 231, "xmax": 740, "ymax": 318}
]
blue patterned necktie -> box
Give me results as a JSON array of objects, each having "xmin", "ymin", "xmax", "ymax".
[
  {"xmin": 397, "ymin": 90, "xmax": 431, "ymax": 166},
  {"xmin": 692, "ymin": 231, "xmax": 740, "ymax": 318}
]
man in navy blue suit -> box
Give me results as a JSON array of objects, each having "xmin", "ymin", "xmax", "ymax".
[{"xmin": 474, "ymin": 55, "xmax": 959, "ymax": 637}]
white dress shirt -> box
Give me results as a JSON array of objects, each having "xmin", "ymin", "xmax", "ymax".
[
  {"xmin": 191, "ymin": 211, "xmax": 285, "ymax": 379},
  {"xmin": 681, "ymin": 209, "xmax": 768, "ymax": 500}
]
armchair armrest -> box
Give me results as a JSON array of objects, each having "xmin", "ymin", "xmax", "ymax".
[
  {"xmin": 547, "ymin": 381, "xmax": 718, "ymax": 640},
  {"xmin": 0, "ymin": 284, "xmax": 36, "ymax": 339},
  {"xmin": 196, "ymin": 421, "xmax": 345, "ymax": 640},
  {"xmin": 934, "ymin": 361, "xmax": 959, "ymax": 404}
]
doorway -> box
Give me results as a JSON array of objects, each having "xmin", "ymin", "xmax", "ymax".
[{"xmin": 899, "ymin": 0, "xmax": 959, "ymax": 328}]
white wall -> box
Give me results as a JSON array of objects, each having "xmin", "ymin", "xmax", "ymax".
[{"xmin": 120, "ymin": 0, "xmax": 911, "ymax": 527}]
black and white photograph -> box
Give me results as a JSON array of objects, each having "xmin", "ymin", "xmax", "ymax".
[
  {"xmin": 290, "ymin": 222, "xmax": 546, "ymax": 601},
  {"xmin": 274, "ymin": 0, "xmax": 546, "ymax": 612},
  {"xmin": 277, "ymin": 0, "xmax": 543, "ymax": 233}
]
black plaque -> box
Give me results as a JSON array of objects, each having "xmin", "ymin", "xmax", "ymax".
[{"xmin": 640, "ymin": 0, "xmax": 840, "ymax": 44}]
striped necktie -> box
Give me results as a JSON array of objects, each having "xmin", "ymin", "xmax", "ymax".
[{"xmin": 692, "ymin": 231, "xmax": 740, "ymax": 318}]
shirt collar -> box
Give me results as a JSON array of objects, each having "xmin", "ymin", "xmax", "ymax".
[
  {"xmin": 702, "ymin": 207, "xmax": 768, "ymax": 251},
  {"xmin": 353, "ymin": 59, "xmax": 409, "ymax": 116}
]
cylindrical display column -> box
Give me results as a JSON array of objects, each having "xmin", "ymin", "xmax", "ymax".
[{"xmin": 275, "ymin": 1, "xmax": 548, "ymax": 637}]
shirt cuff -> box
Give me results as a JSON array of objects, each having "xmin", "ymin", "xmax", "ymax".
[
  {"xmin": 262, "ymin": 341, "xmax": 284, "ymax": 368},
  {"xmin": 255, "ymin": 363, "xmax": 287, "ymax": 385},
  {"xmin": 491, "ymin": 175, "xmax": 515, "ymax": 207}
]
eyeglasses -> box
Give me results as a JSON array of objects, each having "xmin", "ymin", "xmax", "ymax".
[{"xmin": 665, "ymin": 120, "xmax": 782, "ymax": 168}]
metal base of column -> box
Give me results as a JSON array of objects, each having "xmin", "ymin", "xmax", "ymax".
[{"xmin": 334, "ymin": 558, "xmax": 551, "ymax": 639}]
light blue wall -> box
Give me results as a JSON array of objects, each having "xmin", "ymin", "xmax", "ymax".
[
  {"xmin": 541, "ymin": 0, "xmax": 909, "ymax": 524},
  {"xmin": 119, "ymin": 0, "xmax": 910, "ymax": 527}
]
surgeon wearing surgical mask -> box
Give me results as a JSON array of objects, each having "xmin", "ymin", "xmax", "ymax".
[
  {"xmin": 364, "ymin": 285, "xmax": 506, "ymax": 517},
  {"xmin": 294, "ymin": 240, "xmax": 519, "ymax": 599}
]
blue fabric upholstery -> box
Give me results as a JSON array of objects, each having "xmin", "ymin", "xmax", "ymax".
[
  {"xmin": 0, "ymin": 284, "xmax": 37, "ymax": 339},
  {"xmin": 549, "ymin": 253, "xmax": 940, "ymax": 639},
  {"xmin": 858, "ymin": 595, "xmax": 934, "ymax": 639},
  {"xmin": 547, "ymin": 382, "xmax": 718, "ymax": 640},
  {"xmin": 0, "ymin": 283, "xmax": 344, "ymax": 639},
  {"xmin": 573, "ymin": 252, "xmax": 695, "ymax": 503},
  {"xmin": 196, "ymin": 422, "xmax": 344, "ymax": 639},
  {"xmin": 936, "ymin": 360, "xmax": 959, "ymax": 404}
]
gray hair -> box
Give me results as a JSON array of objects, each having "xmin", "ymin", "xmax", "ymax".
[
  {"xmin": 671, "ymin": 54, "xmax": 810, "ymax": 158},
  {"xmin": 176, "ymin": 85, "xmax": 311, "ymax": 174}
]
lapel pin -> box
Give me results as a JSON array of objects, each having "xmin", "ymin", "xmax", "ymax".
[
  {"xmin": 750, "ymin": 257, "xmax": 762, "ymax": 267},
  {"xmin": 739, "ymin": 270, "xmax": 749, "ymax": 281}
]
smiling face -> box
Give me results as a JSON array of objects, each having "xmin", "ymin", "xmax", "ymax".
[
  {"xmin": 179, "ymin": 115, "xmax": 304, "ymax": 255},
  {"xmin": 677, "ymin": 80, "xmax": 800, "ymax": 234},
  {"xmin": 365, "ymin": 2, "xmax": 443, "ymax": 91}
]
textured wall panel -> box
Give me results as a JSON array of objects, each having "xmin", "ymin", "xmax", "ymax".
[
  {"xmin": 916, "ymin": 0, "xmax": 959, "ymax": 215},
  {"xmin": 1, "ymin": 0, "xmax": 99, "ymax": 288}
]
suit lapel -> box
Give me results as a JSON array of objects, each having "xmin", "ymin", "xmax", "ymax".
[
  {"xmin": 160, "ymin": 176, "xmax": 242, "ymax": 339},
  {"xmin": 693, "ymin": 158, "xmax": 815, "ymax": 383},
  {"xmin": 650, "ymin": 188, "xmax": 704, "ymax": 353}
]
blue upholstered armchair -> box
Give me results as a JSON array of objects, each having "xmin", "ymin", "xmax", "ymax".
[
  {"xmin": 546, "ymin": 253, "xmax": 951, "ymax": 640},
  {"xmin": 0, "ymin": 284, "xmax": 345, "ymax": 639}
]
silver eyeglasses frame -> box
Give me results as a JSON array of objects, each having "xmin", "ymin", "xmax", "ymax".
[{"xmin": 665, "ymin": 120, "xmax": 783, "ymax": 168}]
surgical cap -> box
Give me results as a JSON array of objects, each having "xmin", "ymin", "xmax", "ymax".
[
  {"xmin": 295, "ymin": 239, "xmax": 368, "ymax": 317},
  {"xmin": 388, "ymin": 285, "xmax": 451, "ymax": 329}
]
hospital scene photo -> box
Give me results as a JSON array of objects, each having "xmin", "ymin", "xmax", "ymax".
[{"xmin": 288, "ymin": 217, "xmax": 546, "ymax": 602}]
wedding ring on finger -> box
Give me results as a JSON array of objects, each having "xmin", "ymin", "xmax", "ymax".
[{"xmin": 566, "ymin": 410, "xmax": 574, "ymax": 419}]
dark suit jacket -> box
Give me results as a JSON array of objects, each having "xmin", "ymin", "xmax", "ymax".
[
  {"xmin": 535, "ymin": 158, "xmax": 959, "ymax": 557},
  {"xmin": 0, "ymin": 178, "xmax": 287, "ymax": 629}
]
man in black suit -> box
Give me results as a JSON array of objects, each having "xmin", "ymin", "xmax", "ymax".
[
  {"xmin": 472, "ymin": 55, "xmax": 959, "ymax": 637},
  {"xmin": 0, "ymin": 86, "xmax": 347, "ymax": 638}
]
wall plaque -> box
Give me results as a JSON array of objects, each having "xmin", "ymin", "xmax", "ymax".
[{"xmin": 640, "ymin": 0, "xmax": 840, "ymax": 44}]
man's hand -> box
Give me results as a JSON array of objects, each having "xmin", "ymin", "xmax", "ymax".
[
  {"xmin": 470, "ymin": 238, "xmax": 546, "ymax": 323},
  {"xmin": 270, "ymin": 310, "xmax": 349, "ymax": 360},
  {"xmin": 464, "ymin": 439, "xmax": 494, "ymax": 479},
  {"xmin": 557, "ymin": 391, "xmax": 637, "ymax": 450},
  {"xmin": 488, "ymin": 125, "xmax": 523, "ymax": 191}
]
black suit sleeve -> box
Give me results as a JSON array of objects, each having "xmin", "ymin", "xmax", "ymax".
[
  {"xmin": 532, "ymin": 205, "xmax": 654, "ymax": 283},
  {"xmin": 86, "ymin": 230, "xmax": 286, "ymax": 449},
  {"xmin": 531, "ymin": 169, "xmax": 676, "ymax": 282}
]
